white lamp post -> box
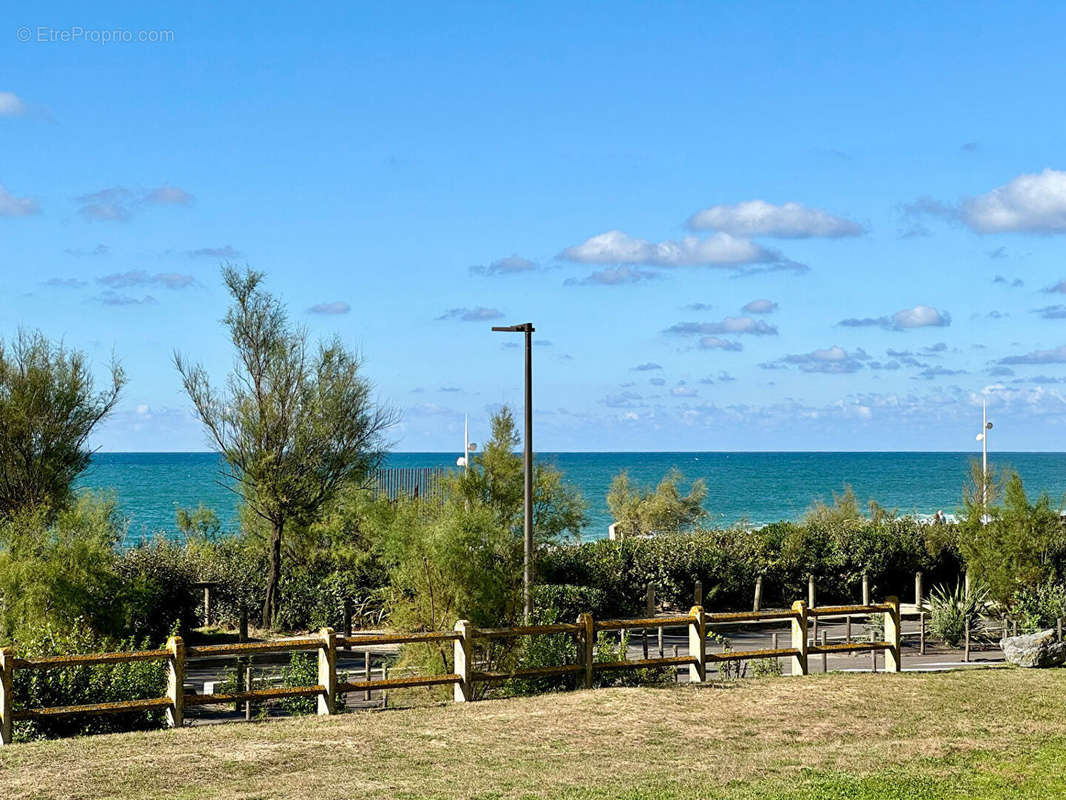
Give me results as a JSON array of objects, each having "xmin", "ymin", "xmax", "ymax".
[
  {"xmin": 975, "ymin": 399, "xmax": 993, "ymax": 509},
  {"xmin": 456, "ymin": 414, "xmax": 477, "ymax": 470}
]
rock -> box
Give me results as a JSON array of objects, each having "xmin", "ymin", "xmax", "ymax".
[{"xmin": 1001, "ymin": 629, "xmax": 1066, "ymax": 668}]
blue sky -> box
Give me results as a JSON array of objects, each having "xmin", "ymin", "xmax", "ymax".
[{"xmin": 4, "ymin": 2, "xmax": 1066, "ymax": 452}]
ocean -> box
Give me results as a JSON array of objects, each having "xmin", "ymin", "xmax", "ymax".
[{"xmin": 77, "ymin": 451, "xmax": 1066, "ymax": 545}]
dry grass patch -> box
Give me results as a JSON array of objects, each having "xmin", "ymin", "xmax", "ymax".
[{"xmin": 2, "ymin": 668, "xmax": 1065, "ymax": 799}]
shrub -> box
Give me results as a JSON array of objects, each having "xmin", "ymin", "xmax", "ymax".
[
  {"xmin": 10, "ymin": 622, "xmax": 167, "ymax": 741},
  {"xmin": 1011, "ymin": 582, "xmax": 1066, "ymax": 632},
  {"xmin": 927, "ymin": 582, "xmax": 988, "ymax": 646},
  {"xmin": 0, "ymin": 494, "xmax": 125, "ymax": 643},
  {"xmin": 279, "ymin": 652, "xmax": 319, "ymax": 715},
  {"xmin": 115, "ymin": 537, "xmax": 199, "ymax": 641}
]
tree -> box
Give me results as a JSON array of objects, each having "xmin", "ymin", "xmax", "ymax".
[
  {"xmin": 450, "ymin": 406, "xmax": 587, "ymax": 545},
  {"xmin": 606, "ymin": 468, "xmax": 707, "ymax": 538},
  {"xmin": 0, "ymin": 329, "xmax": 124, "ymax": 519},
  {"xmin": 958, "ymin": 469, "xmax": 1066, "ymax": 605},
  {"xmin": 175, "ymin": 267, "xmax": 395, "ymax": 626}
]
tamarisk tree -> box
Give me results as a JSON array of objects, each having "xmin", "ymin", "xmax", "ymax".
[
  {"xmin": 0, "ymin": 330, "xmax": 124, "ymax": 518},
  {"xmin": 176, "ymin": 267, "xmax": 394, "ymax": 626}
]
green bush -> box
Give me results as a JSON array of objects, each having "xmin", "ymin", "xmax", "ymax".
[
  {"xmin": 1011, "ymin": 582, "xmax": 1066, "ymax": 632},
  {"xmin": 10, "ymin": 623, "xmax": 168, "ymax": 741},
  {"xmin": 540, "ymin": 519, "xmax": 956, "ymax": 618},
  {"xmin": 115, "ymin": 537, "xmax": 199, "ymax": 641},
  {"xmin": 927, "ymin": 582, "xmax": 988, "ymax": 646},
  {"xmin": 279, "ymin": 652, "xmax": 320, "ymax": 715}
]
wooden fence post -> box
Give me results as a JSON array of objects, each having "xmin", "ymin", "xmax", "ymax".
[
  {"xmin": 453, "ymin": 620, "xmax": 473, "ymax": 702},
  {"xmin": 807, "ymin": 575, "xmax": 816, "ymax": 609},
  {"xmin": 862, "ymin": 572, "xmax": 870, "ymax": 606},
  {"xmin": 790, "ymin": 601, "xmax": 809, "ymax": 676},
  {"xmin": 166, "ymin": 635, "xmax": 184, "ymax": 729},
  {"xmin": 919, "ymin": 611, "xmax": 926, "ymax": 655},
  {"xmin": 694, "ymin": 580, "xmax": 703, "ymax": 608},
  {"xmin": 0, "ymin": 647, "xmax": 12, "ymax": 746},
  {"xmin": 914, "ymin": 572, "xmax": 923, "ymax": 608},
  {"xmin": 317, "ymin": 627, "xmax": 337, "ymax": 716},
  {"xmin": 688, "ymin": 606, "xmax": 706, "ymax": 684},
  {"xmin": 884, "ymin": 596, "xmax": 901, "ymax": 673},
  {"xmin": 578, "ymin": 613, "xmax": 594, "ymax": 690},
  {"xmin": 753, "ymin": 576, "xmax": 763, "ymax": 612},
  {"xmin": 364, "ymin": 649, "xmax": 373, "ymax": 702},
  {"xmin": 201, "ymin": 584, "xmax": 212, "ymax": 631}
]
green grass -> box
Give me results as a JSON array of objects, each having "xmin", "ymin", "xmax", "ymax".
[{"xmin": 3, "ymin": 667, "xmax": 1066, "ymax": 799}]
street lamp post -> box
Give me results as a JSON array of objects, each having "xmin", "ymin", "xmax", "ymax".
[
  {"xmin": 975, "ymin": 399, "xmax": 993, "ymax": 511},
  {"xmin": 492, "ymin": 322, "xmax": 535, "ymax": 622}
]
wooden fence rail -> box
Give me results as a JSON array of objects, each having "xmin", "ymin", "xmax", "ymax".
[{"xmin": 0, "ymin": 597, "xmax": 901, "ymax": 745}]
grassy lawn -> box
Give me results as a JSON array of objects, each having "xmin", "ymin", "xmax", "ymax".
[{"xmin": 3, "ymin": 667, "xmax": 1066, "ymax": 799}]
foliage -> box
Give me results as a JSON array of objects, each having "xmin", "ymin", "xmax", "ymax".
[
  {"xmin": 384, "ymin": 495, "xmax": 522, "ymax": 680},
  {"xmin": 606, "ymin": 468, "xmax": 707, "ymax": 538},
  {"xmin": 115, "ymin": 536, "xmax": 199, "ymax": 641},
  {"xmin": 449, "ymin": 406, "xmax": 587, "ymax": 544},
  {"xmin": 0, "ymin": 329, "xmax": 124, "ymax": 520},
  {"xmin": 1011, "ymin": 581, "xmax": 1066, "ymax": 632},
  {"xmin": 279, "ymin": 652, "xmax": 319, "ymax": 715},
  {"xmin": 10, "ymin": 622, "xmax": 167, "ymax": 741},
  {"xmin": 540, "ymin": 518, "xmax": 955, "ymax": 618},
  {"xmin": 0, "ymin": 494, "xmax": 125, "ymax": 643},
  {"xmin": 957, "ymin": 469, "xmax": 1066, "ymax": 604},
  {"xmin": 803, "ymin": 484, "xmax": 898, "ymax": 529},
  {"xmin": 175, "ymin": 503, "xmax": 222, "ymax": 541},
  {"xmin": 927, "ymin": 582, "xmax": 988, "ymax": 647},
  {"xmin": 175, "ymin": 266, "xmax": 395, "ymax": 626}
]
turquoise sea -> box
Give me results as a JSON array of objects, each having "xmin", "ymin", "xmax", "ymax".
[{"xmin": 77, "ymin": 452, "xmax": 1066, "ymax": 544}]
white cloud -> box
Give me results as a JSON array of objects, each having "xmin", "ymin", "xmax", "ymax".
[
  {"xmin": 698, "ymin": 336, "xmax": 742, "ymax": 351},
  {"xmin": 742, "ymin": 298, "xmax": 777, "ymax": 314},
  {"xmin": 76, "ymin": 185, "xmax": 194, "ymax": 221},
  {"xmin": 764, "ymin": 345, "xmax": 870, "ymax": 374},
  {"xmin": 687, "ymin": 200, "xmax": 863, "ymax": 238},
  {"xmin": 997, "ymin": 345, "xmax": 1066, "ymax": 365},
  {"xmin": 666, "ymin": 317, "xmax": 778, "ymax": 336},
  {"xmin": 962, "ymin": 168, "xmax": 1066, "ymax": 233},
  {"xmin": 565, "ymin": 266, "xmax": 660, "ymax": 286},
  {"xmin": 0, "ymin": 91, "xmax": 27, "ymax": 117},
  {"xmin": 559, "ymin": 229, "xmax": 779, "ymax": 267},
  {"xmin": 0, "ymin": 183, "xmax": 39, "ymax": 217},
  {"xmin": 470, "ymin": 255, "xmax": 538, "ymax": 276},
  {"xmin": 839, "ymin": 304, "xmax": 951, "ymax": 331},
  {"xmin": 98, "ymin": 271, "xmax": 197, "ymax": 290},
  {"xmin": 309, "ymin": 301, "xmax": 350, "ymax": 314},
  {"xmin": 437, "ymin": 307, "xmax": 504, "ymax": 322}
]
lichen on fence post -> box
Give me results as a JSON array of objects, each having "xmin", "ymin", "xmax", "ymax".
[
  {"xmin": 0, "ymin": 647, "xmax": 13, "ymax": 745},
  {"xmin": 688, "ymin": 606, "xmax": 706, "ymax": 683},
  {"xmin": 317, "ymin": 627, "xmax": 337, "ymax": 715},
  {"xmin": 166, "ymin": 636, "xmax": 185, "ymax": 728},
  {"xmin": 577, "ymin": 613, "xmax": 594, "ymax": 689},
  {"xmin": 790, "ymin": 601, "xmax": 809, "ymax": 676},
  {"xmin": 884, "ymin": 597, "xmax": 901, "ymax": 673},
  {"xmin": 453, "ymin": 620, "xmax": 472, "ymax": 702}
]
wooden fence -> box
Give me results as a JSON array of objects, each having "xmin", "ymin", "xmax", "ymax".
[{"xmin": 0, "ymin": 598, "xmax": 901, "ymax": 745}]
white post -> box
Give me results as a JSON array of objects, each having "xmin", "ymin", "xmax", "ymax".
[
  {"xmin": 166, "ymin": 635, "xmax": 185, "ymax": 729},
  {"xmin": 982, "ymin": 399, "xmax": 988, "ymax": 509},
  {"xmin": 317, "ymin": 627, "xmax": 337, "ymax": 715},
  {"xmin": 453, "ymin": 620, "xmax": 473, "ymax": 702},
  {"xmin": 790, "ymin": 601, "xmax": 809, "ymax": 676},
  {"xmin": 884, "ymin": 597, "xmax": 901, "ymax": 673},
  {"xmin": 688, "ymin": 606, "xmax": 706, "ymax": 683}
]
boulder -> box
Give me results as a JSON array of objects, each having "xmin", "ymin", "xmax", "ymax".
[{"xmin": 1001, "ymin": 629, "xmax": 1066, "ymax": 668}]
